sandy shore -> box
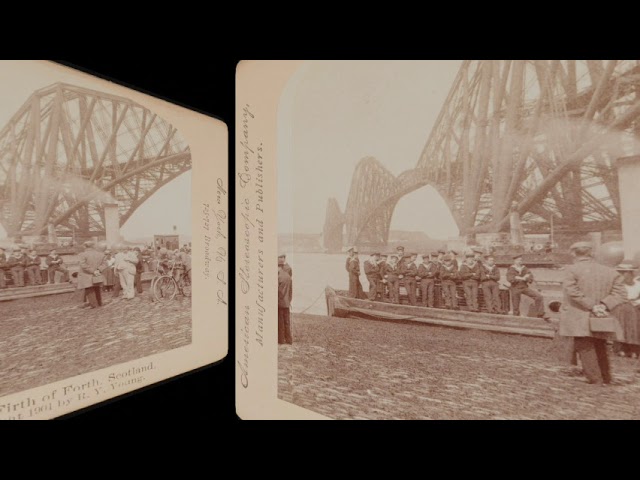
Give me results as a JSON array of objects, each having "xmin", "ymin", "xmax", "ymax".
[{"xmin": 278, "ymin": 313, "xmax": 640, "ymax": 419}]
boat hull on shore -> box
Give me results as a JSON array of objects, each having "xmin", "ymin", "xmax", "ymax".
[{"xmin": 325, "ymin": 286, "xmax": 557, "ymax": 339}]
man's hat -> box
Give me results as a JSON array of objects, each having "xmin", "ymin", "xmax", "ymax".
[
  {"xmin": 83, "ymin": 241, "xmax": 94, "ymax": 248},
  {"xmin": 438, "ymin": 249, "xmax": 446, "ymax": 254},
  {"xmin": 431, "ymin": 251, "xmax": 439, "ymax": 257},
  {"xmin": 570, "ymin": 241, "xmax": 593, "ymax": 251},
  {"xmin": 105, "ymin": 249, "xmax": 112, "ymax": 254},
  {"xmin": 380, "ymin": 253, "xmax": 388, "ymax": 258},
  {"xmin": 409, "ymin": 252, "xmax": 417, "ymax": 257},
  {"xmin": 472, "ymin": 247, "xmax": 484, "ymax": 254},
  {"xmin": 513, "ymin": 253, "xmax": 523, "ymax": 260},
  {"xmin": 278, "ymin": 253, "xmax": 286, "ymax": 258},
  {"xmin": 616, "ymin": 262, "xmax": 637, "ymax": 272},
  {"xmin": 465, "ymin": 252, "xmax": 474, "ymax": 258},
  {"xmin": 396, "ymin": 246, "xmax": 405, "ymax": 251},
  {"xmin": 443, "ymin": 254, "xmax": 453, "ymax": 261},
  {"xmin": 371, "ymin": 252, "xmax": 380, "ymax": 256},
  {"xmin": 278, "ymin": 257, "xmax": 285, "ymax": 266},
  {"xmin": 449, "ymin": 249, "xmax": 458, "ymax": 255},
  {"xmin": 347, "ymin": 246, "xmax": 354, "ymax": 253}
]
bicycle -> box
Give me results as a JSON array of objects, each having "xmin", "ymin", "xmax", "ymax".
[{"xmin": 152, "ymin": 260, "xmax": 191, "ymax": 302}]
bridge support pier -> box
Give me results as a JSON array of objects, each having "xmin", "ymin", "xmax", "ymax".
[
  {"xmin": 617, "ymin": 155, "xmax": 640, "ymax": 259},
  {"xmin": 104, "ymin": 203, "xmax": 121, "ymax": 247}
]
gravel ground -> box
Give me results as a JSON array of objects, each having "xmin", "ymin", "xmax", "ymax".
[
  {"xmin": 0, "ymin": 286, "xmax": 191, "ymax": 397},
  {"xmin": 278, "ymin": 313, "xmax": 640, "ymax": 420}
]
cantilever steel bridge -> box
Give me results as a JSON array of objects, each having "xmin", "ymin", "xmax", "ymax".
[
  {"xmin": 0, "ymin": 83, "xmax": 191, "ymax": 239},
  {"xmin": 324, "ymin": 60, "xmax": 640, "ymax": 251}
]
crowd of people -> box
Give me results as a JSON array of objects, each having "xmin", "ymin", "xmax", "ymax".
[
  {"xmin": 77, "ymin": 242, "xmax": 192, "ymax": 309},
  {"xmin": 0, "ymin": 246, "xmax": 70, "ymax": 288},
  {"xmin": 0, "ymin": 241, "xmax": 192, "ymax": 310},
  {"xmin": 346, "ymin": 245, "xmax": 550, "ymax": 320}
]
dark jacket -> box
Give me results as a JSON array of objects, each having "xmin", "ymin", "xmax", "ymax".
[
  {"xmin": 278, "ymin": 268, "xmax": 292, "ymax": 309},
  {"xmin": 417, "ymin": 262, "xmax": 439, "ymax": 280},
  {"xmin": 439, "ymin": 263, "xmax": 458, "ymax": 282},
  {"xmin": 26, "ymin": 255, "xmax": 41, "ymax": 267},
  {"xmin": 0, "ymin": 254, "xmax": 10, "ymax": 270},
  {"xmin": 480, "ymin": 264, "xmax": 501, "ymax": 282},
  {"xmin": 507, "ymin": 265, "xmax": 534, "ymax": 288},
  {"xmin": 364, "ymin": 259, "xmax": 380, "ymax": 277},
  {"xmin": 46, "ymin": 255, "xmax": 64, "ymax": 268},
  {"xmin": 401, "ymin": 261, "xmax": 418, "ymax": 278},
  {"xmin": 8, "ymin": 254, "xmax": 27, "ymax": 268},
  {"xmin": 459, "ymin": 261, "xmax": 481, "ymax": 282},
  {"xmin": 384, "ymin": 262, "xmax": 401, "ymax": 280},
  {"xmin": 348, "ymin": 257, "xmax": 361, "ymax": 276}
]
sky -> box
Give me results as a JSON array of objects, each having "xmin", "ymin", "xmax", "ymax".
[
  {"xmin": 0, "ymin": 61, "xmax": 191, "ymax": 241},
  {"xmin": 278, "ymin": 60, "xmax": 463, "ymax": 240}
]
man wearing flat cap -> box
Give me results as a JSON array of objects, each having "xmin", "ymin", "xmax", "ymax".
[
  {"xmin": 364, "ymin": 252, "xmax": 382, "ymax": 301},
  {"xmin": 507, "ymin": 253, "xmax": 546, "ymax": 318},
  {"xmin": 559, "ymin": 241, "xmax": 627, "ymax": 384}
]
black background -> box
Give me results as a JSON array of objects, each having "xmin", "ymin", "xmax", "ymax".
[{"xmin": 52, "ymin": 59, "xmax": 238, "ymax": 422}]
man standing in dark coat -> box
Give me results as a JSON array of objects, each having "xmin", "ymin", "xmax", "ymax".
[
  {"xmin": 25, "ymin": 249, "xmax": 42, "ymax": 286},
  {"xmin": 8, "ymin": 249, "xmax": 27, "ymax": 287},
  {"xmin": 400, "ymin": 253, "xmax": 418, "ymax": 306},
  {"xmin": 417, "ymin": 253, "xmax": 438, "ymax": 307},
  {"xmin": 279, "ymin": 253, "xmax": 292, "ymax": 278},
  {"xmin": 278, "ymin": 258, "xmax": 293, "ymax": 345},
  {"xmin": 480, "ymin": 255, "xmax": 502, "ymax": 314},
  {"xmin": 459, "ymin": 252, "xmax": 481, "ymax": 312},
  {"xmin": 559, "ymin": 242, "xmax": 628, "ymax": 385},
  {"xmin": 364, "ymin": 252, "xmax": 381, "ymax": 301},
  {"xmin": 77, "ymin": 241, "xmax": 106, "ymax": 308},
  {"xmin": 0, "ymin": 248, "xmax": 9, "ymax": 289},
  {"xmin": 439, "ymin": 255, "xmax": 459, "ymax": 310},
  {"xmin": 507, "ymin": 254, "xmax": 547, "ymax": 318},
  {"xmin": 347, "ymin": 249, "xmax": 366, "ymax": 299}
]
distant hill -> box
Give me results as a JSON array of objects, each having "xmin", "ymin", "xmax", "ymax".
[{"xmin": 279, "ymin": 230, "xmax": 449, "ymax": 254}]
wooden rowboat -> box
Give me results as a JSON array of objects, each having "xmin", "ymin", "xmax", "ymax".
[{"xmin": 325, "ymin": 286, "xmax": 557, "ymax": 339}]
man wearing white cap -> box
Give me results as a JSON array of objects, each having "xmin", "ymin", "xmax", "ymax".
[{"xmin": 559, "ymin": 241, "xmax": 627, "ymax": 385}]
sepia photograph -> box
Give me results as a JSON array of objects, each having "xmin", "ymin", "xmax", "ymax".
[
  {"xmin": 274, "ymin": 60, "xmax": 640, "ymax": 420},
  {"xmin": 0, "ymin": 62, "xmax": 195, "ymax": 401}
]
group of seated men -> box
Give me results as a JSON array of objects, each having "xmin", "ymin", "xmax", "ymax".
[
  {"xmin": 347, "ymin": 245, "xmax": 548, "ymax": 319},
  {"xmin": 0, "ymin": 246, "xmax": 68, "ymax": 289}
]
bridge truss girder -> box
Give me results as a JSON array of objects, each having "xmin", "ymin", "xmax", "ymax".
[
  {"xmin": 0, "ymin": 83, "xmax": 191, "ymax": 239},
  {"xmin": 339, "ymin": 60, "xmax": 640, "ymax": 248}
]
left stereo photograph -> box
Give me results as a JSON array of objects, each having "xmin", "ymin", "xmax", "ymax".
[{"xmin": 0, "ymin": 60, "xmax": 228, "ymax": 420}]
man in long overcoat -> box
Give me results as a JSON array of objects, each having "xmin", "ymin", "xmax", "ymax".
[
  {"xmin": 559, "ymin": 241, "xmax": 628, "ymax": 385},
  {"xmin": 77, "ymin": 241, "xmax": 107, "ymax": 309}
]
